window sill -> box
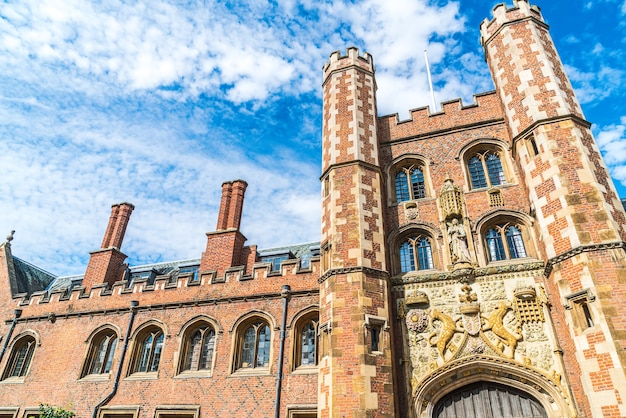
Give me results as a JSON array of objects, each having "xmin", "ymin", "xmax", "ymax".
[
  {"xmin": 80, "ymin": 373, "xmax": 111, "ymax": 382},
  {"xmin": 466, "ymin": 182, "xmax": 516, "ymax": 193},
  {"xmin": 291, "ymin": 365, "xmax": 318, "ymax": 375},
  {"xmin": 125, "ymin": 372, "xmax": 159, "ymax": 381},
  {"xmin": 392, "ymin": 197, "xmax": 435, "ymax": 207},
  {"xmin": 230, "ymin": 368, "xmax": 271, "ymax": 378},
  {"xmin": 486, "ymin": 257, "xmax": 535, "ymax": 266},
  {"xmin": 174, "ymin": 370, "xmax": 213, "ymax": 379},
  {"xmin": 0, "ymin": 376, "xmax": 25, "ymax": 384}
]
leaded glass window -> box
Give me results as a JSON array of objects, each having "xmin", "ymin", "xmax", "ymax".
[
  {"xmin": 135, "ymin": 328, "xmax": 163, "ymax": 373},
  {"xmin": 395, "ymin": 165, "xmax": 426, "ymax": 202},
  {"xmin": 399, "ymin": 236, "xmax": 434, "ymax": 273},
  {"xmin": 84, "ymin": 330, "xmax": 118, "ymax": 376},
  {"xmin": 237, "ymin": 321, "xmax": 271, "ymax": 370},
  {"xmin": 468, "ymin": 150, "xmax": 506, "ymax": 189},
  {"xmin": 486, "ymin": 223, "xmax": 528, "ymax": 262},
  {"xmin": 183, "ymin": 325, "xmax": 215, "ymax": 372},
  {"xmin": 3, "ymin": 336, "xmax": 36, "ymax": 379}
]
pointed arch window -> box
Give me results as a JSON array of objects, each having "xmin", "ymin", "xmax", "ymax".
[
  {"xmin": 395, "ymin": 166, "xmax": 426, "ymax": 202},
  {"xmin": 468, "ymin": 151, "xmax": 506, "ymax": 189},
  {"xmin": 235, "ymin": 319, "xmax": 271, "ymax": 371},
  {"xmin": 293, "ymin": 312, "xmax": 319, "ymax": 370},
  {"xmin": 2, "ymin": 335, "xmax": 36, "ymax": 379},
  {"xmin": 180, "ymin": 323, "xmax": 216, "ymax": 373},
  {"xmin": 485, "ymin": 223, "xmax": 528, "ymax": 262},
  {"xmin": 82, "ymin": 329, "xmax": 118, "ymax": 377},
  {"xmin": 130, "ymin": 326, "xmax": 164, "ymax": 374},
  {"xmin": 399, "ymin": 236, "xmax": 434, "ymax": 273}
]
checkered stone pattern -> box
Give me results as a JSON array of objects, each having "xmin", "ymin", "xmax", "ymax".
[
  {"xmin": 319, "ymin": 48, "xmax": 394, "ymax": 417},
  {"xmin": 482, "ymin": 2, "xmax": 626, "ymax": 417},
  {"xmin": 322, "ymin": 47, "xmax": 385, "ymax": 270},
  {"xmin": 480, "ymin": 1, "xmax": 583, "ymax": 139}
]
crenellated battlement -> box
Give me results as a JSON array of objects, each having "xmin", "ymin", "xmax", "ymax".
[
  {"xmin": 480, "ymin": 1, "xmax": 544, "ymax": 41},
  {"xmin": 377, "ymin": 92, "xmax": 504, "ymax": 143},
  {"xmin": 322, "ymin": 47, "xmax": 374, "ymax": 84},
  {"xmin": 10, "ymin": 256, "xmax": 320, "ymax": 315}
]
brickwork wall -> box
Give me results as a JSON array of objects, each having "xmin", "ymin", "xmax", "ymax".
[
  {"xmin": 83, "ymin": 249, "xmax": 128, "ymax": 289},
  {"xmin": 318, "ymin": 272, "xmax": 394, "ymax": 417},
  {"xmin": 0, "ymin": 260, "xmax": 320, "ymax": 418}
]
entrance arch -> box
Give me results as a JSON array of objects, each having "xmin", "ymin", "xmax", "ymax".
[
  {"xmin": 412, "ymin": 357, "xmax": 576, "ymax": 417},
  {"xmin": 433, "ymin": 381, "xmax": 547, "ymax": 418}
]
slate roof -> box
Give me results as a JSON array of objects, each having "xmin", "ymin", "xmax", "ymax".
[
  {"xmin": 12, "ymin": 256, "xmax": 57, "ymax": 295},
  {"xmin": 45, "ymin": 241, "xmax": 320, "ymax": 292}
]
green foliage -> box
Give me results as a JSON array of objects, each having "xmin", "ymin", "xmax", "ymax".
[{"xmin": 38, "ymin": 404, "xmax": 75, "ymax": 418}]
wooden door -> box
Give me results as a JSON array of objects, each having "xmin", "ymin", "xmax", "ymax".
[{"xmin": 433, "ymin": 381, "xmax": 547, "ymax": 418}]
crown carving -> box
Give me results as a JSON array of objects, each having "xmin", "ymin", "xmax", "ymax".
[{"xmin": 405, "ymin": 290, "xmax": 429, "ymax": 306}]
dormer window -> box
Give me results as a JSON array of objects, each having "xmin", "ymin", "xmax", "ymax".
[{"xmin": 260, "ymin": 251, "xmax": 293, "ymax": 272}]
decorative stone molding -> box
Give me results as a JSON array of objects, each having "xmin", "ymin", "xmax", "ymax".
[
  {"xmin": 392, "ymin": 260, "xmax": 545, "ymax": 286},
  {"xmin": 318, "ymin": 266, "xmax": 390, "ymax": 284},
  {"xmin": 544, "ymin": 241, "xmax": 626, "ymax": 276},
  {"xmin": 439, "ymin": 177, "xmax": 463, "ymax": 220}
]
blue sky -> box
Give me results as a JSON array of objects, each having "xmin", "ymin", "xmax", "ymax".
[{"xmin": 1, "ymin": 0, "xmax": 625, "ymax": 276}]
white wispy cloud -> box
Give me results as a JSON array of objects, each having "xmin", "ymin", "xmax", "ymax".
[
  {"xmin": 595, "ymin": 116, "xmax": 626, "ymax": 189},
  {"xmin": 1, "ymin": 0, "xmax": 624, "ymax": 278}
]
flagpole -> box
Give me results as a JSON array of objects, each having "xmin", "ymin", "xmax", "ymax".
[{"xmin": 424, "ymin": 49, "xmax": 437, "ymax": 112}]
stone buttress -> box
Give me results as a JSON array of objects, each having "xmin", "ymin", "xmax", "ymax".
[
  {"xmin": 481, "ymin": 1, "xmax": 626, "ymax": 416},
  {"xmin": 319, "ymin": 47, "xmax": 395, "ymax": 417}
]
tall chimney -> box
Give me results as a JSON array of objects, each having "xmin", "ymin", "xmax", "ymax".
[
  {"xmin": 83, "ymin": 203, "xmax": 135, "ymax": 290},
  {"xmin": 226, "ymin": 180, "xmax": 247, "ymax": 230},
  {"xmin": 216, "ymin": 182, "xmax": 233, "ymax": 231},
  {"xmin": 200, "ymin": 180, "xmax": 251, "ymax": 278}
]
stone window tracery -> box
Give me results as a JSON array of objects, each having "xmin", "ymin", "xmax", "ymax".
[
  {"xmin": 234, "ymin": 318, "xmax": 271, "ymax": 372},
  {"xmin": 461, "ymin": 142, "xmax": 511, "ymax": 190},
  {"xmin": 82, "ymin": 328, "xmax": 118, "ymax": 378},
  {"xmin": 399, "ymin": 235, "xmax": 434, "ymax": 273},
  {"xmin": 129, "ymin": 326, "xmax": 164, "ymax": 375},
  {"xmin": 395, "ymin": 165, "xmax": 426, "ymax": 202},
  {"xmin": 292, "ymin": 311, "xmax": 319, "ymax": 370},
  {"xmin": 2, "ymin": 335, "xmax": 36, "ymax": 380},
  {"xmin": 178, "ymin": 321, "xmax": 216, "ymax": 375},
  {"xmin": 485, "ymin": 223, "xmax": 527, "ymax": 262}
]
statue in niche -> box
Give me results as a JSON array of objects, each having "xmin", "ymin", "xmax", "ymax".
[{"xmin": 447, "ymin": 218, "xmax": 471, "ymax": 264}]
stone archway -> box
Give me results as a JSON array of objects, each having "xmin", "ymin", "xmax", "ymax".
[
  {"xmin": 433, "ymin": 381, "xmax": 547, "ymax": 418},
  {"xmin": 412, "ymin": 357, "xmax": 576, "ymax": 418}
]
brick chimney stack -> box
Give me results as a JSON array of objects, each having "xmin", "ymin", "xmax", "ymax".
[
  {"xmin": 216, "ymin": 180, "xmax": 247, "ymax": 231},
  {"xmin": 101, "ymin": 203, "xmax": 134, "ymax": 249},
  {"xmin": 200, "ymin": 180, "xmax": 255, "ymax": 279},
  {"xmin": 83, "ymin": 203, "xmax": 135, "ymax": 290}
]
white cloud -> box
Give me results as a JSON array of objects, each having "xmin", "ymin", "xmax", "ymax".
[
  {"xmin": 594, "ymin": 117, "xmax": 626, "ymax": 192},
  {"xmin": 566, "ymin": 64, "xmax": 624, "ymax": 105},
  {"xmin": 3, "ymin": 0, "xmax": 622, "ymax": 279}
]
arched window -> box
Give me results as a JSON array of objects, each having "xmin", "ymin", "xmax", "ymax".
[
  {"xmin": 235, "ymin": 319, "xmax": 271, "ymax": 371},
  {"xmin": 293, "ymin": 311, "xmax": 319, "ymax": 370},
  {"xmin": 395, "ymin": 165, "xmax": 426, "ymax": 202},
  {"xmin": 485, "ymin": 224, "xmax": 528, "ymax": 262},
  {"xmin": 180, "ymin": 322, "xmax": 216, "ymax": 374},
  {"xmin": 2, "ymin": 335, "xmax": 36, "ymax": 379},
  {"xmin": 467, "ymin": 150, "xmax": 506, "ymax": 189},
  {"xmin": 130, "ymin": 326, "xmax": 164, "ymax": 374},
  {"xmin": 82, "ymin": 328, "xmax": 118, "ymax": 377},
  {"xmin": 399, "ymin": 236, "xmax": 434, "ymax": 273}
]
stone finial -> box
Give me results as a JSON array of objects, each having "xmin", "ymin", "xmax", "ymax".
[
  {"xmin": 439, "ymin": 177, "xmax": 463, "ymax": 220},
  {"xmin": 5, "ymin": 230, "xmax": 15, "ymax": 244}
]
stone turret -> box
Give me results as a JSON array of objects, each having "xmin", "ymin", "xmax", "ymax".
[
  {"xmin": 481, "ymin": 2, "xmax": 626, "ymax": 416},
  {"xmin": 319, "ymin": 47, "xmax": 395, "ymax": 417}
]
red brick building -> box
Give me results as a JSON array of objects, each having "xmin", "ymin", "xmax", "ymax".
[{"xmin": 1, "ymin": 1, "xmax": 626, "ymax": 417}]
